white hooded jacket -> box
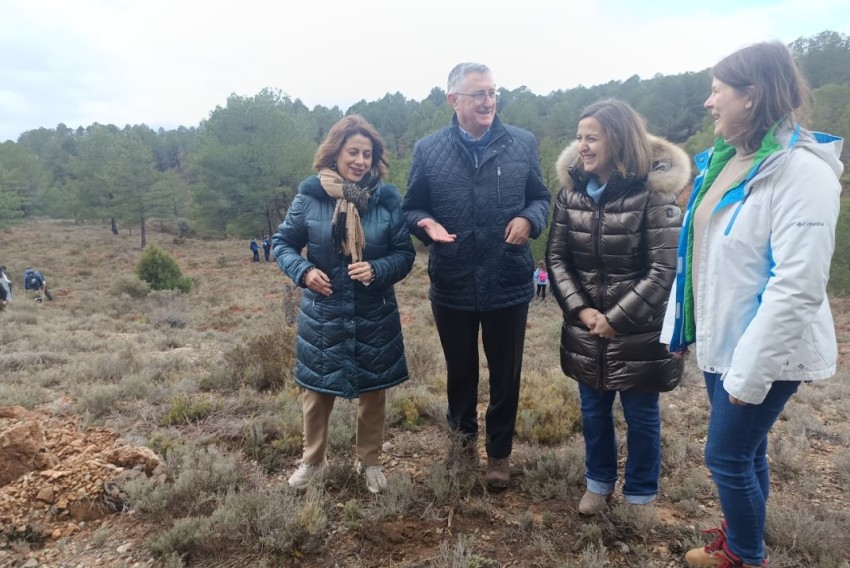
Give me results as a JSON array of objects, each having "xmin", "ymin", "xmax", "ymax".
[{"xmin": 661, "ymin": 121, "xmax": 844, "ymax": 404}]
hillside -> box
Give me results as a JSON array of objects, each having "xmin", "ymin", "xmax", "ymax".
[{"xmin": 1, "ymin": 220, "xmax": 850, "ymax": 568}]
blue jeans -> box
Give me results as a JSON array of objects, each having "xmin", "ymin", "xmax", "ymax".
[
  {"xmin": 704, "ymin": 372, "xmax": 799, "ymax": 565},
  {"xmin": 579, "ymin": 383, "xmax": 660, "ymax": 504}
]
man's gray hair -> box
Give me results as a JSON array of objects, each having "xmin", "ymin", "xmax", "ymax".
[{"xmin": 447, "ymin": 62, "xmax": 491, "ymax": 94}]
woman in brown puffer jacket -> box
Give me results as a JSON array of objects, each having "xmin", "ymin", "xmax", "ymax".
[{"xmin": 546, "ymin": 99, "xmax": 689, "ymax": 515}]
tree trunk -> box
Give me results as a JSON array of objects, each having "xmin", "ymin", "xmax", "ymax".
[
  {"xmin": 140, "ymin": 217, "xmax": 147, "ymax": 248},
  {"xmin": 265, "ymin": 201, "xmax": 273, "ymax": 239}
]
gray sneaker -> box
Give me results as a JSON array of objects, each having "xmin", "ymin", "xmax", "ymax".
[
  {"xmin": 578, "ymin": 490, "xmax": 613, "ymax": 515},
  {"xmin": 357, "ymin": 463, "xmax": 388, "ymax": 494},
  {"xmin": 287, "ymin": 461, "xmax": 326, "ymax": 489}
]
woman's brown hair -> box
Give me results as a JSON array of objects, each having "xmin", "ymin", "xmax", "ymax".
[
  {"xmin": 313, "ymin": 114, "xmax": 389, "ymax": 178},
  {"xmin": 712, "ymin": 41, "xmax": 812, "ymax": 153},
  {"xmin": 577, "ymin": 99, "xmax": 653, "ymax": 181}
]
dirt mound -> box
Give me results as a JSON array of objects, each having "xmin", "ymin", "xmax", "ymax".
[{"xmin": 0, "ymin": 405, "xmax": 160, "ymax": 547}]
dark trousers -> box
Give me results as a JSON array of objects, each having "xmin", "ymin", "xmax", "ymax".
[
  {"xmin": 431, "ymin": 302, "xmax": 529, "ymax": 459},
  {"xmin": 252, "ymin": 250, "xmax": 260, "ymax": 262},
  {"xmin": 263, "ymin": 247, "xmax": 271, "ymax": 262}
]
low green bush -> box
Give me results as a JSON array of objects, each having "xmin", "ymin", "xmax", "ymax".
[{"xmin": 136, "ymin": 245, "xmax": 191, "ymax": 292}]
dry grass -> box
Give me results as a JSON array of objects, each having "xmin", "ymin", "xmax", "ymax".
[{"xmin": 1, "ymin": 219, "xmax": 849, "ymax": 567}]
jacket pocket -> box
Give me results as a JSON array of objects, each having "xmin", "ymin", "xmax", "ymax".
[
  {"xmin": 429, "ymin": 240, "xmax": 468, "ymax": 290},
  {"xmin": 499, "ymin": 243, "xmax": 533, "ymax": 288}
]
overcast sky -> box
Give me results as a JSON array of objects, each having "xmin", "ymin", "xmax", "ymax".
[{"xmin": 2, "ymin": 0, "xmax": 848, "ymax": 143}]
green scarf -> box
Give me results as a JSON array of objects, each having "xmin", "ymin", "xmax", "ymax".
[{"xmin": 681, "ymin": 126, "xmax": 782, "ymax": 344}]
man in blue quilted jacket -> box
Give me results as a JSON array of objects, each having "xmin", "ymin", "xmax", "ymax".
[{"xmin": 402, "ymin": 62, "xmax": 550, "ymax": 491}]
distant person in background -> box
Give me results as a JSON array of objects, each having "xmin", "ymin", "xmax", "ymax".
[
  {"xmin": 0, "ymin": 265, "xmax": 12, "ymax": 304},
  {"xmin": 532, "ymin": 261, "xmax": 548, "ymax": 301},
  {"xmin": 0, "ymin": 267, "xmax": 9, "ymax": 310},
  {"xmin": 262, "ymin": 234, "xmax": 272, "ymax": 262},
  {"xmin": 249, "ymin": 238, "xmax": 260, "ymax": 262},
  {"xmin": 273, "ymin": 114, "xmax": 415, "ymax": 494},
  {"xmin": 402, "ymin": 62, "xmax": 550, "ymax": 491},
  {"xmin": 546, "ymin": 99, "xmax": 687, "ymax": 515},
  {"xmin": 23, "ymin": 267, "xmax": 52, "ymax": 301},
  {"xmin": 662, "ymin": 42, "xmax": 843, "ymax": 568}
]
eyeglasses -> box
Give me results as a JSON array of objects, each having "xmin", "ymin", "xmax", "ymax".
[{"xmin": 454, "ymin": 89, "xmax": 498, "ymax": 104}]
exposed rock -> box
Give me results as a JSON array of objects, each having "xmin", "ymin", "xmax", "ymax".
[
  {"xmin": 0, "ymin": 406, "xmax": 38, "ymax": 420},
  {"xmin": 0, "ymin": 421, "xmax": 50, "ymax": 486},
  {"xmin": 35, "ymin": 487, "xmax": 55, "ymax": 503},
  {"xmin": 102, "ymin": 446, "xmax": 161, "ymax": 475},
  {"xmin": 68, "ymin": 499, "xmax": 107, "ymax": 522}
]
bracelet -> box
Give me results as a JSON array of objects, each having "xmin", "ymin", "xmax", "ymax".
[{"xmin": 363, "ymin": 263, "xmax": 375, "ymax": 287}]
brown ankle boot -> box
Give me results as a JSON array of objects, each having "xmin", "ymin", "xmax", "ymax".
[
  {"xmin": 685, "ymin": 522, "xmax": 727, "ymax": 566},
  {"xmin": 685, "ymin": 539, "xmax": 765, "ymax": 568},
  {"xmin": 485, "ymin": 456, "xmax": 510, "ymax": 491}
]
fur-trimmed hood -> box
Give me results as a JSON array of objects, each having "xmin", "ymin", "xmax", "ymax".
[{"xmin": 555, "ymin": 135, "xmax": 691, "ymax": 195}]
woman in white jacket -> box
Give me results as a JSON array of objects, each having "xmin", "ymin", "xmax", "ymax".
[{"xmin": 662, "ymin": 42, "xmax": 843, "ymax": 568}]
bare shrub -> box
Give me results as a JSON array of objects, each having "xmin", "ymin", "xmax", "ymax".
[
  {"xmin": 665, "ymin": 469, "xmax": 714, "ymax": 503},
  {"xmin": 241, "ymin": 395, "xmax": 304, "ymax": 472},
  {"xmin": 109, "ymin": 274, "xmax": 151, "ymax": 298},
  {"xmin": 579, "ymin": 541, "xmax": 609, "ymax": 568},
  {"xmin": 521, "ymin": 445, "xmax": 584, "ymax": 500},
  {"xmin": 792, "ymin": 381, "xmax": 830, "ymax": 410},
  {"xmin": 148, "ymin": 516, "xmax": 213, "ymax": 558},
  {"xmin": 607, "ymin": 502, "xmax": 661, "ymax": 544},
  {"xmin": 0, "ymin": 352, "xmax": 70, "ymax": 372},
  {"xmin": 198, "ymin": 486, "xmax": 328, "ymax": 556},
  {"xmin": 403, "ymin": 331, "xmax": 444, "ymax": 382},
  {"xmin": 371, "ymin": 472, "xmax": 418, "ymax": 520},
  {"xmin": 197, "ymin": 369, "xmax": 241, "ymax": 392},
  {"xmin": 833, "ymin": 450, "xmax": 850, "ymax": 487},
  {"xmin": 224, "ymin": 319, "xmax": 296, "ymax": 391},
  {"xmin": 144, "ymin": 290, "xmax": 190, "ymax": 329},
  {"xmin": 768, "ymin": 434, "xmax": 808, "ymax": 480},
  {"xmin": 119, "ymin": 371, "xmax": 167, "ymax": 401},
  {"xmin": 431, "ymin": 535, "xmax": 496, "ymax": 568},
  {"xmin": 0, "ymin": 382, "xmax": 51, "ymax": 408},
  {"xmin": 765, "ymin": 493, "xmax": 850, "ymax": 565},
  {"xmin": 73, "ymin": 350, "xmax": 138, "ymax": 383},
  {"xmin": 386, "ymin": 383, "xmax": 441, "ymax": 431},
  {"xmin": 327, "ymin": 400, "xmax": 357, "ymax": 453},
  {"xmin": 1, "ymin": 311, "xmax": 38, "ymax": 326},
  {"xmin": 516, "ymin": 372, "xmax": 582, "ymax": 445},
  {"xmin": 661, "ymin": 428, "xmax": 689, "ymax": 473},
  {"xmin": 427, "ymin": 461, "xmax": 479, "ymax": 506},
  {"xmin": 677, "ymin": 498, "xmax": 703, "ymax": 516},
  {"xmin": 75, "ymin": 383, "xmax": 122, "ymax": 418},
  {"xmin": 783, "ymin": 403, "xmax": 833, "ymax": 440},
  {"xmin": 124, "ymin": 444, "xmax": 247, "ymax": 519}
]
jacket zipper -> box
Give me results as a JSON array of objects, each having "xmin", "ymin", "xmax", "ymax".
[
  {"xmin": 497, "ymin": 166, "xmax": 502, "ymax": 206},
  {"xmin": 592, "ymin": 204, "xmax": 608, "ymax": 391}
]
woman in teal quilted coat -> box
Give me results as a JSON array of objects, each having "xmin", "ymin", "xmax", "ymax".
[{"xmin": 273, "ymin": 115, "xmax": 415, "ymax": 494}]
